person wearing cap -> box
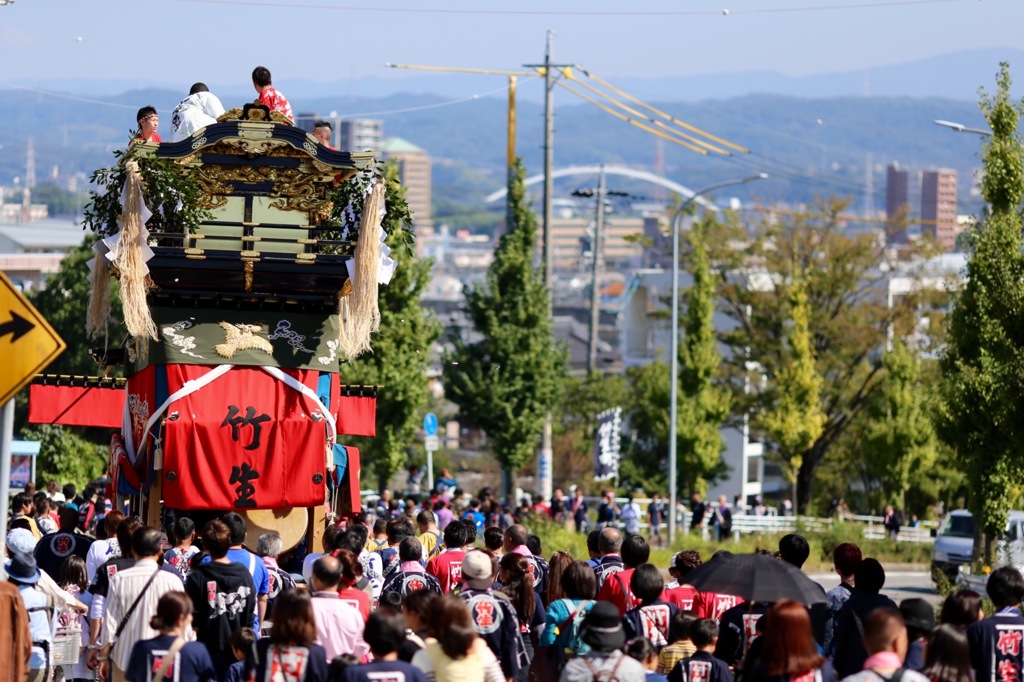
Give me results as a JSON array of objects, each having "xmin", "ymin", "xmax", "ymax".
[
  {"xmin": 559, "ymin": 601, "xmax": 646, "ymax": 682},
  {"xmin": 7, "ymin": 550, "xmax": 54, "ymax": 682},
  {"xmin": 900, "ymin": 598, "xmax": 935, "ymax": 671},
  {"xmin": 8, "ymin": 527, "xmax": 86, "ymax": 617},
  {"xmin": 459, "ymin": 549, "xmax": 524, "ymax": 681}
]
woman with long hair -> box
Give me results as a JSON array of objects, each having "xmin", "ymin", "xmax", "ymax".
[
  {"xmin": 247, "ymin": 589, "xmax": 329, "ymax": 682},
  {"xmin": 537, "ymin": 560, "xmax": 598, "ymax": 670},
  {"xmin": 921, "ymin": 624, "xmax": 973, "ymax": 682},
  {"xmin": 411, "ymin": 594, "xmax": 505, "ymax": 682},
  {"xmin": 743, "ymin": 600, "xmax": 835, "ymax": 682},
  {"xmin": 499, "ymin": 553, "xmax": 542, "ymax": 682},
  {"xmin": 125, "ymin": 592, "xmax": 215, "ymax": 682},
  {"xmin": 546, "ymin": 551, "xmax": 574, "ymax": 605}
]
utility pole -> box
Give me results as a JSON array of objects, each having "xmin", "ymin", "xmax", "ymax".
[
  {"xmin": 588, "ymin": 165, "xmax": 606, "ymax": 374},
  {"xmin": 525, "ymin": 31, "xmax": 572, "ymax": 505},
  {"xmin": 571, "ymin": 166, "xmax": 627, "ymax": 374}
]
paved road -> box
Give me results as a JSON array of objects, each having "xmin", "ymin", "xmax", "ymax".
[{"xmin": 809, "ymin": 571, "xmax": 942, "ymax": 607}]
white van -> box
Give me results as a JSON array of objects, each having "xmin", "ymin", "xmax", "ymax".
[{"xmin": 932, "ymin": 509, "xmax": 1024, "ymax": 583}]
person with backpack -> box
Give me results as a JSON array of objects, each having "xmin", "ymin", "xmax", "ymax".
[
  {"xmin": 418, "ymin": 510, "xmax": 446, "ymax": 561},
  {"xmin": 539, "ymin": 561, "xmax": 599, "ymax": 673},
  {"xmin": 559, "ymin": 601, "xmax": 646, "ymax": 682},
  {"xmin": 8, "ymin": 551, "xmax": 54, "ymax": 682},
  {"xmin": 622, "ymin": 565, "xmax": 679, "ymax": 649},
  {"xmin": 459, "ymin": 550, "xmax": 525, "ymax": 681},
  {"xmin": 498, "ymin": 553, "xmax": 542, "ymax": 682},
  {"xmin": 597, "ymin": 535, "xmax": 650, "ymax": 616},
  {"xmin": 823, "ymin": 542, "xmax": 861, "ymax": 660}
]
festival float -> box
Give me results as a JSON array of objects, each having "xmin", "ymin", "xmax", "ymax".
[{"xmin": 27, "ymin": 102, "xmax": 397, "ymax": 551}]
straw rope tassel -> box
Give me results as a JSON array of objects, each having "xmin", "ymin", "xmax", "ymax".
[
  {"xmin": 117, "ymin": 161, "xmax": 158, "ymax": 348},
  {"xmin": 337, "ymin": 182, "xmax": 385, "ymax": 358},
  {"xmin": 86, "ymin": 246, "xmax": 111, "ymax": 338}
]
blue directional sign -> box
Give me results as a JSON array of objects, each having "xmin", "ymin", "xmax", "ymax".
[{"xmin": 423, "ymin": 412, "xmax": 438, "ymax": 436}]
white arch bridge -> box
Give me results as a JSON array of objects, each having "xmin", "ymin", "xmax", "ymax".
[{"xmin": 483, "ymin": 164, "xmax": 721, "ymax": 211}]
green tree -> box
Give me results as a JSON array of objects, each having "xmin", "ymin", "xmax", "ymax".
[
  {"xmin": 26, "ymin": 234, "xmax": 123, "ymax": 376},
  {"xmin": 864, "ymin": 341, "xmax": 940, "ymax": 512},
  {"xmin": 345, "ymin": 165, "xmax": 442, "ymax": 491},
  {"xmin": 20, "ymin": 424, "xmax": 107, "ymax": 490},
  {"xmin": 938, "ymin": 63, "xmax": 1024, "ymax": 564},
  {"xmin": 676, "ymin": 216, "xmax": 731, "ymax": 495},
  {"xmin": 443, "ymin": 159, "xmax": 567, "ymax": 492},
  {"xmin": 31, "ymin": 183, "xmax": 85, "ymax": 217},
  {"xmin": 717, "ymin": 200, "xmax": 926, "ymax": 513},
  {"xmin": 761, "ymin": 271, "xmax": 826, "ymax": 506}
]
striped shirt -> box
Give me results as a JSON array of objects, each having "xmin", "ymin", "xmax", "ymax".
[{"xmin": 103, "ymin": 558, "xmax": 186, "ymax": 671}]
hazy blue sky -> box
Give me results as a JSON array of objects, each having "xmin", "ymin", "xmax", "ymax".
[{"xmin": 2, "ymin": 0, "xmax": 1023, "ymax": 92}]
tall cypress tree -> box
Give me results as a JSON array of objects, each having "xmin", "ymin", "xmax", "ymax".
[
  {"xmin": 677, "ymin": 216, "xmax": 731, "ymax": 494},
  {"xmin": 443, "ymin": 159, "xmax": 567, "ymax": 492},
  {"xmin": 345, "ymin": 164, "xmax": 442, "ymax": 490},
  {"xmin": 762, "ymin": 271, "xmax": 826, "ymax": 507},
  {"xmin": 939, "ymin": 63, "xmax": 1024, "ymax": 564}
]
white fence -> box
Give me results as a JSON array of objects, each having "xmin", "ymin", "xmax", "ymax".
[{"xmin": 580, "ymin": 497, "xmax": 936, "ymax": 544}]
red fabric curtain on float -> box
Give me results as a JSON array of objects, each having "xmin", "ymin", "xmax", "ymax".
[
  {"xmin": 328, "ymin": 374, "xmax": 377, "ymax": 436},
  {"xmin": 27, "ymin": 384, "xmax": 125, "ymax": 428},
  {"xmin": 161, "ymin": 365, "xmax": 328, "ymax": 510}
]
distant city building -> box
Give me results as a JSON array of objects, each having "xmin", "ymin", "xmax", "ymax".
[
  {"xmin": 538, "ymin": 215, "xmax": 645, "ymax": 272},
  {"xmin": 886, "ymin": 162, "xmax": 910, "ymax": 241},
  {"xmin": 340, "ymin": 119, "xmax": 383, "ymax": 153},
  {"xmin": 381, "ymin": 137, "xmax": 432, "ymax": 232},
  {"xmin": 921, "ymin": 168, "xmax": 959, "ymax": 251}
]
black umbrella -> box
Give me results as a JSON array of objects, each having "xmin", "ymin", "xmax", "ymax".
[{"xmin": 683, "ymin": 552, "xmax": 828, "ymax": 605}]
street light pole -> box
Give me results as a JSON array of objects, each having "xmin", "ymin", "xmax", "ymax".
[
  {"xmin": 934, "ymin": 119, "xmax": 993, "ymax": 137},
  {"xmin": 667, "ymin": 173, "xmax": 768, "ymax": 547}
]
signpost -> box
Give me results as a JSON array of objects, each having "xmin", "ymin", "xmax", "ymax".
[
  {"xmin": 424, "ymin": 412, "xmax": 438, "ymax": 492},
  {"xmin": 0, "ymin": 271, "xmax": 66, "ymax": 578}
]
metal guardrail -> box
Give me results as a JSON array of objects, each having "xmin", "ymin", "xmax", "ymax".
[{"xmin": 578, "ymin": 496, "xmax": 936, "ymax": 544}]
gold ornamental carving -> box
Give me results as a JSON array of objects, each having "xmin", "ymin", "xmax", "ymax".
[{"xmin": 243, "ymin": 260, "xmax": 254, "ymax": 292}]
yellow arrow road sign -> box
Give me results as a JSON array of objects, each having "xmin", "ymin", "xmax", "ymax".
[{"xmin": 0, "ymin": 271, "xmax": 66, "ymax": 405}]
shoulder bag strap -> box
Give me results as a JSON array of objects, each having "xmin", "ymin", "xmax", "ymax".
[
  {"xmin": 115, "ymin": 567, "xmax": 162, "ymax": 639},
  {"xmin": 154, "ymin": 637, "xmax": 187, "ymax": 681},
  {"xmin": 614, "ymin": 572, "xmax": 635, "ymax": 609}
]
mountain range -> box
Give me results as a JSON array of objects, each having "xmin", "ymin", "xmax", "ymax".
[{"xmin": 2, "ymin": 47, "xmax": 1012, "ymax": 223}]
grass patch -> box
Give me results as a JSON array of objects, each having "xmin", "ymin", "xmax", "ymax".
[{"xmin": 523, "ymin": 517, "xmax": 932, "ymax": 573}]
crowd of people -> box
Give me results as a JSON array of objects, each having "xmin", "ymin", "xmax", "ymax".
[{"xmin": 1, "ymin": 480, "xmax": 1017, "ymax": 682}]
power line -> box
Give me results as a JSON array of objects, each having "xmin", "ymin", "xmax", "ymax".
[
  {"xmin": 340, "ymin": 85, "xmax": 511, "ymax": 117},
  {"xmin": 0, "ymin": 82, "xmax": 137, "ymax": 109},
  {"xmin": 175, "ymin": 0, "xmax": 971, "ymax": 16}
]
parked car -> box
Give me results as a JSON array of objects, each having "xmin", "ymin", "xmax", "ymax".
[{"xmin": 932, "ymin": 509, "xmax": 1024, "ymax": 585}]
